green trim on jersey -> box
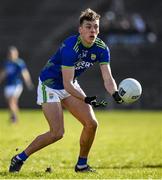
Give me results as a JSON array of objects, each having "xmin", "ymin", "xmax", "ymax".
[
  {"xmin": 62, "ymin": 65, "xmax": 74, "ymax": 69},
  {"xmin": 100, "ymin": 62, "xmax": 109, "ymax": 65},
  {"xmin": 43, "ymin": 79, "xmax": 54, "ymax": 86},
  {"xmin": 73, "ymin": 36, "xmax": 81, "ymax": 53},
  {"xmin": 82, "ymin": 43, "xmax": 93, "ymax": 48},
  {"xmin": 95, "ymin": 38, "xmax": 107, "ymax": 49},
  {"xmin": 80, "ymin": 37, "xmax": 93, "ymax": 48},
  {"xmin": 43, "ymin": 60, "xmax": 54, "ymax": 70},
  {"xmin": 42, "ymin": 83, "xmax": 47, "ymax": 103}
]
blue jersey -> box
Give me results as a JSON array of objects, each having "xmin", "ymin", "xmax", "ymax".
[
  {"xmin": 3, "ymin": 58, "xmax": 26, "ymax": 86},
  {"xmin": 40, "ymin": 35, "xmax": 110, "ymax": 89}
]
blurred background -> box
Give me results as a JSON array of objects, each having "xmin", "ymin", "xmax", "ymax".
[{"xmin": 0, "ymin": 0, "xmax": 161, "ymax": 110}]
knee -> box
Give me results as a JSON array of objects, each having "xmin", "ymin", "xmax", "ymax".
[
  {"xmin": 85, "ymin": 119, "xmax": 98, "ymax": 131},
  {"xmin": 49, "ymin": 130, "xmax": 64, "ymax": 142}
]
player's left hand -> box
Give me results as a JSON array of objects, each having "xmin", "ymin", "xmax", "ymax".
[
  {"xmin": 84, "ymin": 96, "xmax": 107, "ymax": 108},
  {"xmin": 112, "ymin": 91, "xmax": 123, "ymax": 104}
]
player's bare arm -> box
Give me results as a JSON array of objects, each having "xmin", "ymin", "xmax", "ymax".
[
  {"xmin": 100, "ymin": 64, "xmax": 123, "ymax": 104},
  {"xmin": 100, "ymin": 64, "xmax": 117, "ymax": 95},
  {"xmin": 62, "ymin": 67, "xmax": 86, "ymax": 101},
  {"xmin": 21, "ymin": 69, "xmax": 34, "ymax": 90}
]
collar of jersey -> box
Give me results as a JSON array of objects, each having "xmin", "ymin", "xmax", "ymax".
[{"xmin": 79, "ymin": 35, "xmax": 94, "ymax": 48}]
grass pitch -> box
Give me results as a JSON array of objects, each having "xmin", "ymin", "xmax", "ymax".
[{"xmin": 0, "ymin": 110, "xmax": 162, "ymax": 179}]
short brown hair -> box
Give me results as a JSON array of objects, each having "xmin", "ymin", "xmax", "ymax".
[{"xmin": 79, "ymin": 8, "xmax": 100, "ymax": 25}]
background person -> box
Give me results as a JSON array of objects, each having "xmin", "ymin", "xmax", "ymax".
[
  {"xmin": 9, "ymin": 8, "xmax": 122, "ymax": 173},
  {"xmin": 0, "ymin": 46, "xmax": 34, "ymax": 123}
]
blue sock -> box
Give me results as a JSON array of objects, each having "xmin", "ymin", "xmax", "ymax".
[
  {"xmin": 17, "ymin": 151, "xmax": 28, "ymax": 161},
  {"xmin": 77, "ymin": 157, "xmax": 87, "ymax": 166}
]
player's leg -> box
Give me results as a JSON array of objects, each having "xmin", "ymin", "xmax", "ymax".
[
  {"xmin": 24, "ymin": 102, "xmax": 64, "ymax": 156},
  {"xmin": 9, "ymin": 80, "xmax": 65, "ymax": 172},
  {"xmin": 62, "ymin": 95, "xmax": 98, "ymax": 172},
  {"xmin": 6, "ymin": 96, "xmax": 19, "ymax": 123},
  {"xmin": 9, "ymin": 102, "xmax": 64, "ymax": 172},
  {"xmin": 4, "ymin": 85, "xmax": 22, "ymax": 123}
]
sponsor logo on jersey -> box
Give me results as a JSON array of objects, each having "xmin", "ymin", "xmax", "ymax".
[{"xmin": 75, "ymin": 61, "xmax": 93, "ymax": 70}]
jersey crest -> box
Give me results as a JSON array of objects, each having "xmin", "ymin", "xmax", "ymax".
[{"xmin": 91, "ymin": 54, "xmax": 96, "ymax": 61}]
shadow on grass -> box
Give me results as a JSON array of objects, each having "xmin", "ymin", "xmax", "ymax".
[
  {"xmin": 0, "ymin": 172, "xmax": 8, "ymax": 176},
  {"xmin": 0, "ymin": 164, "xmax": 161, "ymax": 177},
  {"xmin": 61, "ymin": 164, "xmax": 162, "ymax": 169},
  {"xmin": 94, "ymin": 164, "xmax": 162, "ymax": 169},
  {"xmin": 142, "ymin": 164, "xmax": 162, "ymax": 168},
  {"xmin": 0, "ymin": 171, "xmax": 49, "ymax": 178}
]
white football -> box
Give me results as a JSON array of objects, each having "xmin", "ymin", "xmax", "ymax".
[{"xmin": 118, "ymin": 78, "xmax": 142, "ymax": 104}]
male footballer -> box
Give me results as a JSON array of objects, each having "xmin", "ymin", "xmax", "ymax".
[{"xmin": 9, "ymin": 8, "xmax": 122, "ymax": 173}]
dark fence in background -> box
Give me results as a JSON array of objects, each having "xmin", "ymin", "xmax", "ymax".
[{"xmin": 0, "ymin": 0, "xmax": 161, "ymax": 109}]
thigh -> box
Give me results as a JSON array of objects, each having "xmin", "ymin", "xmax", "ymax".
[
  {"xmin": 4, "ymin": 85, "xmax": 23, "ymax": 99},
  {"xmin": 14, "ymin": 84, "xmax": 23, "ymax": 98},
  {"xmin": 42, "ymin": 102, "xmax": 64, "ymax": 132},
  {"xmin": 62, "ymin": 96, "xmax": 97, "ymax": 126}
]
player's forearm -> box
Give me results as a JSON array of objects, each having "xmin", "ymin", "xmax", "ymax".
[
  {"xmin": 23, "ymin": 76, "xmax": 34, "ymax": 89},
  {"xmin": 64, "ymin": 82, "xmax": 86, "ymax": 101},
  {"xmin": 22, "ymin": 70, "xmax": 34, "ymax": 89},
  {"xmin": 100, "ymin": 64, "xmax": 117, "ymax": 95},
  {"xmin": 104, "ymin": 78, "xmax": 117, "ymax": 95},
  {"xmin": 26, "ymin": 80, "xmax": 34, "ymax": 90}
]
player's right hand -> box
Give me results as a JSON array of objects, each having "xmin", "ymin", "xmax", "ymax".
[{"xmin": 84, "ymin": 96, "xmax": 107, "ymax": 108}]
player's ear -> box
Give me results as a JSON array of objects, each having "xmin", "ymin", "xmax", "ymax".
[
  {"xmin": 78, "ymin": 26, "xmax": 82, "ymax": 34},
  {"xmin": 97, "ymin": 25, "xmax": 100, "ymax": 34}
]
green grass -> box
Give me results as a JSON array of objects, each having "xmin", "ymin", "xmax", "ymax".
[{"xmin": 0, "ymin": 110, "xmax": 162, "ymax": 179}]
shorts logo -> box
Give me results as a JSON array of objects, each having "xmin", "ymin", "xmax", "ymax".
[
  {"xmin": 49, "ymin": 93, "xmax": 54, "ymax": 99},
  {"xmin": 91, "ymin": 54, "xmax": 96, "ymax": 61}
]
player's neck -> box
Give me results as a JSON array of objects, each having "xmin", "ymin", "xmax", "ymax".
[{"xmin": 79, "ymin": 36, "xmax": 94, "ymax": 48}]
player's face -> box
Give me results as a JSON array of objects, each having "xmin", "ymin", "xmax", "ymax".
[
  {"xmin": 8, "ymin": 50, "xmax": 19, "ymax": 61},
  {"xmin": 79, "ymin": 20, "xmax": 99, "ymax": 46}
]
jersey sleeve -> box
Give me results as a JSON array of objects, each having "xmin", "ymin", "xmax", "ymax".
[
  {"xmin": 18, "ymin": 59, "xmax": 27, "ymax": 71},
  {"xmin": 98, "ymin": 46, "xmax": 110, "ymax": 65},
  {"xmin": 60, "ymin": 42, "xmax": 77, "ymax": 68}
]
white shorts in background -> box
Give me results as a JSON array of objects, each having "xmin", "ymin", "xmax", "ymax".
[
  {"xmin": 4, "ymin": 84, "xmax": 23, "ymax": 98},
  {"xmin": 37, "ymin": 79, "xmax": 81, "ymax": 105}
]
